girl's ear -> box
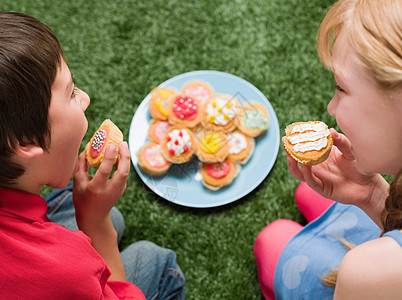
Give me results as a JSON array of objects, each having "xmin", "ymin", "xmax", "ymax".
[{"xmin": 15, "ymin": 142, "xmax": 44, "ymax": 158}]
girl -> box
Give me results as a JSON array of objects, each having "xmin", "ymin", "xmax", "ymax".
[{"xmin": 254, "ymin": 0, "xmax": 402, "ymax": 299}]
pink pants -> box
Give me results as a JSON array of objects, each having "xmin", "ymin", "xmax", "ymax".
[{"xmin": 253, "ymin": 182, "xmax": 334, "ymax": 300}]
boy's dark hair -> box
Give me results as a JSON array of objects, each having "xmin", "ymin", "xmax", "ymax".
[{"xmin": 0, "ymin": 11, "xmax": 64, "ymax": 185}]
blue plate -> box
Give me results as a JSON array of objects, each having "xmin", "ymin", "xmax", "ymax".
[{"xmin": 129, "ymin": 70, "xmax": 280, "ymax": 208}]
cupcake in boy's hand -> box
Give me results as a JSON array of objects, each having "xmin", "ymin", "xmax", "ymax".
[
  {"xmin": 283, "ymin": 121, "xmax": 333, "ymax": 166},
  {"xmin": 86, "ymin": 119, "xmax": 123, "ymax": 167}
]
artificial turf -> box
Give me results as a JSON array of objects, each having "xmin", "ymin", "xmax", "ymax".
[{"xmin": 3, "ymin": 0, "xmax": 338, "ymax": 298}]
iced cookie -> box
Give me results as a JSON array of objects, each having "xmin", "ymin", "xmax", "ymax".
[
  {"xmin": 202, "ymin": 94, "xmax": 238, "ymax": 132},
  {"xmin": 237, "ymin": 102, "xmax": 269, "ymax": 137},
  {"xmin": 181, "ymin": 81, "xmax": 213, "ymax": 106},
  {"xmin": 168, "ymin": 94, "xmax": 204, "ymax": 128},
  {"xmin": 161, "ymin": 126, "xmax": 195, "ymax": 164},
  {"xmin": 283, "ymin": 121, "xmax": 333, "ymax": 166},
  {"xmin": 137, "ymin": 143, "xmax": 171, "ymax": 176},
  {"xmin": 148, "ymin": 119, "xmax": 171, "ymax": 144},
  {"xmin": 86, "ymin": 119, "xmax": 123, "ymax": 167},
  {"xmin": 149, "ymin": 87, "xmax": 176, "ymax": 121},
  {"xmin": 201, "ymin": 159, "xmax": 241, "ymax": 191},
  {"xmin": 227, "ymin": 131, "xmax": 255, "ymax": 164},
  {"xmin": 195, "ymin": 131, "xmax": 230, "ymax": 163}
]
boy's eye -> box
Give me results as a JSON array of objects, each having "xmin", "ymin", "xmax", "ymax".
[{"xmin": 71, "ymin": 85, "xmax": 78, "ymax": 98}]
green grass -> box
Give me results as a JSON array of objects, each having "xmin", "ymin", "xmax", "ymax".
[{"xmin": 3, "ymin": 0, "xmax": 337, "ymax": 298}]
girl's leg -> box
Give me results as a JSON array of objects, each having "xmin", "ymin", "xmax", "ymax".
[
  {"xmin": 45, "ymin": 181, "xmax": 126, "ymax": 243},
  {"xmin": 295, "ymin": 182, "xmax": 334, "ymax": 223},
  {"xmin": 121, "ymin": 240, "xmax": 185, "ymax": 300},
  {"xmin": 254, "ymin": 219, "xmax": 303, "ymax": 300}
]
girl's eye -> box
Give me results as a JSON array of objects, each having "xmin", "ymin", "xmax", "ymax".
[
  {"xmin": 333, "ymin": 84, "xmax": 345, "ymax": 93},
  {"xmin": 71, "ymin": 85, "xmax": 78, "ymax": 98}
]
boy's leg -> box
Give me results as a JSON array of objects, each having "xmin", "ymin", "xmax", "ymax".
[
  {"xmin": 121, "ymin": 240, "xmax": 185, "ymax": 300},
  {"xmin": 254, "ymin": 219, "xmax": 303, "ymax": 300},
  {"xmin": 45, "ymin": 181, "xmax": 125, "ymax": 243},
  {"xmin": 295, "ymin": 182, "xmax": 334, "ymax": 223}
]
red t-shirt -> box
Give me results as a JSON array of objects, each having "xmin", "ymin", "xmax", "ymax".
[{"xmin": 0, "ymin": 187, "xmax": 145, "ymax": 300}]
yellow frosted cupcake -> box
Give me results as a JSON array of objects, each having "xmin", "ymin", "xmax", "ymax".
[
  {"xmin": 195, "ymin": 131, "xmax": 230, "ymax": 163},
  {"xmin": 149, "ymin": 87, "xmax": 176, "ymax": 121}
]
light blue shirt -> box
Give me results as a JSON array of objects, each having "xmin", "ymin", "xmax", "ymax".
[{"xmin": 274, "ymin": 202, "xmax": 381, "ymax": 299}]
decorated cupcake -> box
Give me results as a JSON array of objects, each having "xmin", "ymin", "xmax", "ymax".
[
  {"xmin": 283, "ymin": 121, "xmax": 333, "ymax": 166},
  {"xmin": 181, "ymin": 80, "xmax": 214, "ymax": 106},
  {"xmin": 86, "ymin": 119, "xmax": 123, "ymax": 167},
  {"xmin": 148, "ymin": 119, "xmax": 171, "ymax": 144},
  {"xmin": 161, "ymin": 126, "xmax": 195, "ymax": 164},
  {"xmin": 195, "ymin": 131, "xmax": 230, "ymax": 163},
  {"xmin": 137, "ymin": 143, "xmax": 171, "ymax": 176},
  {"xmin": 202, "ymin": 94, "xmax": 238, "ymax": 132},
  {"xmin": 149, "ymin": 87, "xmax": 176, "ymax": 121},
  {"xmin": 201, "ymin": 159, "xmax": 241, "ymax": 191},
  {"xmin": 168, "ymin": 94, "xmax": 204, "ymax": 128},
  {"xmin": 237, "ymin": 102, "xmax": 269, "ymax": 137},
  {"xmin": 227, "ymin": 130, "xmax": 255, "ymax": 164}
]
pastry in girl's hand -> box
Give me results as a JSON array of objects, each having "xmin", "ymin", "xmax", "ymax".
[
  {"xmin": 149, "ymin": 87, "xmax": 176, "ymax": 121},
  {"xmin": 137, "ymin": 143, "xmax": 171, "ymax": 176},
  {"xmin": 161, "ymin": 126, "xmax": 195, "ymax": 164},
  {"xmin": 201, "ymin": 159, "xmax": 241, "ymax": 191},
  {"xmin": 283, "ymin": 121, "xmax": 333, "ymax": 166},
  {"xmin": 181, "ymin": 80, "xmax": 213, "ymax": 106},
  {"xmin": 168, "ymin": 94, "xmax": 204, "ymax": 128},
  {"xmin": 227, "ymin": 130, "xmax": 255, "ymax": 164},
  {"xmin": 195, "ymin": 131, "xmax": 230, "ymax": 163},
  {"xmin": 86, "ymin": 119, "xmax": 123, "ymax": 167},
  {"xmin": 202, "ymin": 94, "xmax": 238, "ymax": 132},
  {"xmin": 148, "ymin": 119, "xmax": 171, "ymax": 144},
  {"xmin": 237, "ymin": 102, "xmax": 269, "ymax": 137}
]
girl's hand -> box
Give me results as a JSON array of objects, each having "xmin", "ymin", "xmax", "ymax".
[
  {"xmin": 72, "ymin": 141, "xmax": 131, "ymax": 225},
  {"xmin": 284, "ymin": 129, "xmax": 388, "ymax": 225}
]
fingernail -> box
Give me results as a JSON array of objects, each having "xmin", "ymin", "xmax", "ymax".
[
  {"xmin": 120, "ymin": 141, "xmax": 128, "ymax": 150},
  {"xmin": 107, "ymin": 143, "xmax": 116, "ymax": 154}
]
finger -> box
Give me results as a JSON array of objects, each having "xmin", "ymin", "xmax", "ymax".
[
  {"xmin": 286, "ymin": 155, "xmax": 305, "ymax": 181},
  {"xmin": 74, "ymin": 148, "xmax": 90, "ymax": 183},
  {"xmin": 300, "ymin": 164, "xmax": 324, "ymax": 193},
  {"xmin": 330, "ymin": 129, "xmax": 355, "ymax": 160},
  {"xmin": 92, "ymin": 143, "xmax": 116, "ymax": 185},
  {"xmin": 113, "ymin": 141, "xmax": 130, "ymax": 177}
]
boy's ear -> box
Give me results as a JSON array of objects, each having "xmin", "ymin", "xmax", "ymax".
[{"xmin": 15, "ymin": 142, "xmax": 44, "ymax": 158}]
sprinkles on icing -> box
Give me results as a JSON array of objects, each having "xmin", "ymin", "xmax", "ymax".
[
  {"xmin": 90, "ymin": 128, "xmax": 108, "ymax": 158},
  {"xmin": 172, "ymin": 95, "xmax": 199, "ymax": 121}
]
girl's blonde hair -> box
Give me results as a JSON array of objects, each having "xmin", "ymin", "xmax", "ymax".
[
  {"xmin": 317, "ymin": 0, "xmax": 402, "ymax": 89},
  {"xmin": 317, "ymin": 0, "xmax": 402, "ymax": 287}
]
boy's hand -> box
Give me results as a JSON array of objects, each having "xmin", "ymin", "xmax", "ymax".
[
  {"xmin": 284, "ymin": 129, "xmax": 388, "ymax": 226},
  {"xmin": 72, "ymin": 141, "xmax": 131, "ymax": 225}
]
